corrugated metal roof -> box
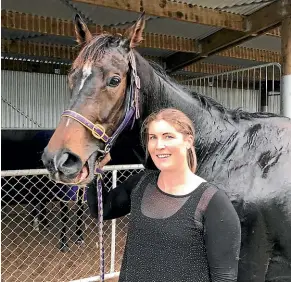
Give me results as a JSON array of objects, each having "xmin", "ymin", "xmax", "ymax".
[
  {"xmin": 137, "ymin": 47, "xmax": 176, "ymax": 58},
  {"xmin": 145, "ymin": 18, "xmax": 221, "ymax": 39},
  {"xmin": 71, "ymin": 2, "xmax": 144, "ymax": 26},
  {"xmin": 1, "ymin": 0, "xmax": 154, "ymax": 27},
  {"xmin": 1, "ymin": 0, "xmax": 74, "ymax": 20},
  {"xmin": 239, "ymin": 34, "xmax": 281, "ymax": 52},
  {"xmin": 169, "ymin": 0, "xmax": 275, "ymax": 15}
]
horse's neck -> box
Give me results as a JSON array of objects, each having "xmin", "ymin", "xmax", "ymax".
[{"xmin": 135, "ymin": 53, "xmax": 238, "ymax": 157}]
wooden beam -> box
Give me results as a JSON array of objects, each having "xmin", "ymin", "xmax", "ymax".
[
  {"xmin": 72, "ymin": 0, "xmax": 244, "ymax": 31},
  {"xmin": 1, "ymin": 40, "xmax": 249, "ymax": 76},
  {"xmin": 1, "ymin": 57, "xmax": 72, "ymax": 75},
  {"xmin": 1, "ymin": 39, "xmax": 78, "ymax": 61},
  {"xmin": 1, "ymin": 56, "xmax": 246, "ymax": 79},
  {"xmin": 281, "ymin": 16, "xmax": 291, "ymax": 75},
  {"xmin": 218, "ymin": 46, "xmax": 281, "ymax": 64},
  {"xmin": 1, "ymin": 10, "xmax": 199, "ymax": 53},
  {"xmin": 166, "ymin": 0, "xmax": 290, "ymax": 72},
  {"xmin": 2, "ymin": 39, "xmax": 281, "ymax": 77},
  {"xmin": 281, "ymin": 16, "xmax": 291, "ymax": 117},
  {"xmin": 183, "ymin": 62, "xmax": 240, "ymax": 74},
  {"xmin": 165, "ymin": 29, "xmax": 246, "ymax": 71},
  {"xmin": 2, "ymin": 39, "xmax": 281, "ymax": 67},
  {"xmin": 266, "ymin": 27, "xmax": 281, "ymax": 37},
  {"xmin": 245, "ymin": 0, "xmax": 291, "ymax": 34}
]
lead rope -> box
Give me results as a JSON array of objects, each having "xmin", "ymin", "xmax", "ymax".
[
  {"xmin": 95, "ymin": 168, "xmax": 105, "ymax": 282},
  {"xmin": 92, "ymin": 51, "xmax": 139, "ymax": 282}
]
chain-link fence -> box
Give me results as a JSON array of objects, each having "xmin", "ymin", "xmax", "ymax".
[{"xmin": 1, "ymin": 165, "xmax": 144, "ymax": 282}]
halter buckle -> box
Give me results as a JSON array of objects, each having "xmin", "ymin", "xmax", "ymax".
[{"xmin": 92, "ymin": 124, "xmax": 106, "ymax": 141}]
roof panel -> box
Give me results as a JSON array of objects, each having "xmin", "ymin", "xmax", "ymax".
[
  {"xmin": 1, "ymin": 0, "xmax": 74, "ymax": 19},
  {"xmin": 202, "ymin": 55, "xmax": 261, "ymax": 67},
  {"xmin": 168, "ymin": 0, "xmax": 275, "ymax": 15},
  {"xmin": 145, "ymin": 18, "xmax": 221, "ymax": 39},
  {"xmin": 137, "ymin": 47, "xmax": 176, "ymax": 58},
  {"xmin": 239, "ymin": 34, "xmax": 281, "ymax": 52},
  {"xmin": 71, "ymin": 2, "xmax": 143, "ymax": 26}
]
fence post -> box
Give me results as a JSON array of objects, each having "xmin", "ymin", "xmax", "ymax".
[{"xmin": 110, "ymin": 170, "xmax": 117, "ymax": 273}]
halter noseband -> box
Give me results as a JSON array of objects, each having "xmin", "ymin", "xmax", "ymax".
[{"xmin": 61, "ymin": 50, "xmax": 140, "ymax": 161}]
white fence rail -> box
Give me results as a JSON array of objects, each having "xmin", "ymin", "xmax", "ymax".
[
  {"xmin": 182, "ymin": 63, "xmax": 281, "ymax": 114},
  {"xmin": 1, "ymin": 165, "xmax": 144, "ymax": 282}
]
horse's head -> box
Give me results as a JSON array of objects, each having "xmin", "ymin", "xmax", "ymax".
[{"xmin": 42, "ymin": 13, "xmax": 146, "ymax": 185}]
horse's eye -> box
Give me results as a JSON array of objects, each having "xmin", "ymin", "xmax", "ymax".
[{"xmin": 107, "ymin": 76, "xmax": 121, "ymax": 87}]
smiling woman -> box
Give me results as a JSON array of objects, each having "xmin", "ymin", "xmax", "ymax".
[{"xmin": 87, "ymin": 108, "xmax": 241, "ymax": 282}]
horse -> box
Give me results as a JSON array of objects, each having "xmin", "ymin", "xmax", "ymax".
[
  {"xmin": 41, "ymin": 13, "xmax": 291, "ymax": 282},
  {"xmin": 1, "ymin": 129, "xmax": 86, "ymax": 252}
]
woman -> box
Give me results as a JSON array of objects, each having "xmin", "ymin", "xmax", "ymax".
[{"xmin": 88, "ymin": 108, "xmax": 241, "ymax": 282}]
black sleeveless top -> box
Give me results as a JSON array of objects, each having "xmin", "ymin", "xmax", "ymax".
[{"xmin": 87, "ymin": 170, "xmax": 241, "ymax": 282}]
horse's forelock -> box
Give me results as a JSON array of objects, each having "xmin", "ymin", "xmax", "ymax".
[{"xmin": 72, "ymin": 34, "xmax": 125, "ymax": 69}]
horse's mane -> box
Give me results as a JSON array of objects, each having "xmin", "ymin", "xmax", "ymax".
[
  {"xmin": 148, "ymin": 60, "xmax": 280, "ymax": 122},
  {"xmin": 72, "ymin": 34, "xmax": 280, "ymax": 121}
]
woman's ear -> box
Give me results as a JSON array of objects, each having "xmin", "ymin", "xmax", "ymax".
[{"xmin": 185, "ymin": 135, "xmax": 194, "ymax": 150}]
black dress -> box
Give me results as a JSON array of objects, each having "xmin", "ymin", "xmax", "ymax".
[{"xmin": 87, "ymin": 170, "xmax": 241, "ymax": 282}]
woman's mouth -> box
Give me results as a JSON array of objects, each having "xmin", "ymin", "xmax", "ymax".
[{"xmin": 156, "ymin": 154, "xmax": 171, "ymax": 159}]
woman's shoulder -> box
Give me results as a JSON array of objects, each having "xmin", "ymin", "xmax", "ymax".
[{"xmin": 201, "ymin": 182, "xmax": 235, "ymax": 213}]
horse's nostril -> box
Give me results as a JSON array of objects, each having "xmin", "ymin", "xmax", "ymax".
[{"xmin": 57, "ymin": 151, "xmax": 82, "ymax": 177}]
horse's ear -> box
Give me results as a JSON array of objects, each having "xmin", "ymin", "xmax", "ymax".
[
  {"xmin": 124, "ymin": 12, "xmax": 146, "ymax": 48},
  {"xmin": 74, "ymin": 14, "xmax": 92, "ymax": 44}
]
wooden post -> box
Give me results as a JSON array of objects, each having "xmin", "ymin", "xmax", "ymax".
[{"xmin": 281, "ymin": 16, "xmax": 291, "ymax": 117}]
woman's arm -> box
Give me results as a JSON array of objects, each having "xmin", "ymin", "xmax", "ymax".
[
  {"xmin": 87, "ymin": 171, "xmax": 145, "ymax": 220},
  {"xmin": 204, "ymin": 189, "xmax": 241, "ymax": 282}
]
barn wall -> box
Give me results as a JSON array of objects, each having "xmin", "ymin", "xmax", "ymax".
[
  {"xmin": 187, "ymin": 85, "xmax": 260, "ymax": 112},
  {"xmin": 1, "ymin": 70, "xmax": 69, "ymax": 129}
]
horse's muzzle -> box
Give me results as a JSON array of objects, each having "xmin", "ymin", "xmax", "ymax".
[{"xmin": 42, "ymin": 147, "xmax": 83, "ymax": 181}]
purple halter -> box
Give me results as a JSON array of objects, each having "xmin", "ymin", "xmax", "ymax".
[
  {"xmin": 61, "ymin": 51, "xmax": 140, "ymax": 281},
  {"xmin": 62, "ymin": 51, "xmax": 140, "ymax": 156}
]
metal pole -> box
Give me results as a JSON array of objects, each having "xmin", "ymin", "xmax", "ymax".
[
  {"xmin": 281, "ymin": 16, "xmax": 291, "ymax": 118},
  {"xmin": 110, "ymin": 170, "xmax": 117, "ymax": 274}
]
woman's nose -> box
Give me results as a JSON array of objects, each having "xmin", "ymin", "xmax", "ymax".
[{"xmin": 156, "ymin": 139, "xmax": 166, "ymax": 149}]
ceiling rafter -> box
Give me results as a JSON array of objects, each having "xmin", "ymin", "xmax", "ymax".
[
  {"xmin": 165, "ymin": 0, "xmax": 290, "ymax": 72},
  {"xmin": 1, "ymin": 10, "xmax": 199, "ymax": 53},
  {"xmin": 72, "ymin": 0, "xmax": 245, "ymax": 30},
  {"xmin": 2, "ymin": 39, "xmax": 282, "ymax": 74}
]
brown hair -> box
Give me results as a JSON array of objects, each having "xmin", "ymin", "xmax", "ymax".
[{"xmin": 141, "ymin": 108, "xmax": 197, "ymax": 173}]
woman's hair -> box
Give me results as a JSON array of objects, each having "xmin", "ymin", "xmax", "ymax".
[{"xmin": 141, "ymin": 108, "xmax": 197, "ymax": 173}]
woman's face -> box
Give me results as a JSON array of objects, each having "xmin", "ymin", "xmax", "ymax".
[{"xmin": 147, "ymin": 120, "xmax": 192, "ymax": 172}]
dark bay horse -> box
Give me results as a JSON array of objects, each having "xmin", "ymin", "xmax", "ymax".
[{"xmin": 42, "ymin": 13, "xmax": 291, "ymax": 282}]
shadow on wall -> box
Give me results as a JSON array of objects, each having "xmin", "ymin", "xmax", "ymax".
[{"xmin": 1, "ymin": 129, "xmax": 142, "ymax": 171}]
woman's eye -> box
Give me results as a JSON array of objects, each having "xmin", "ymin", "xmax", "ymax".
[
  {"xmin": 166, "ymin": 135, "xmax": 173, "ymax": 139},
  {"xmin": 107, "ymin": 76, "xmax": 121, "ymax": 87}
]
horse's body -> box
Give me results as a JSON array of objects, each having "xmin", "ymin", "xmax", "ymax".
[
  {"xmin": 125, "ymin": 54, "xmax": 291, "ymax": 281},
  {"xmin": 42, "ymin": 14, "xmax": 291, "ymax": 281}
]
